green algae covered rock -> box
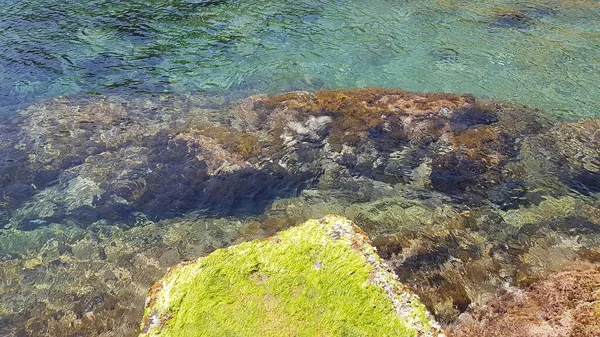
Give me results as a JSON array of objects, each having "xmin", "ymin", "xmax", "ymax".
[{"xmin": 140, "ymin": 215, "xmax": 443, "ymax": 337}]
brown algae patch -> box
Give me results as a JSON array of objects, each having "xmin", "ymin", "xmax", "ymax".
[
  {"xmin": 258, "ymin": 88, "xmax": 473, "ymax": 148},
  {"xmin": 449, "ymin": 267, "xmax": 600, "ymax": 337},
  {"xmin": 2, "ymin": 88, "xmax": 600, "ymax": 336},
  {"xmin": 260, "ymin": 88, "xmax": 473, "ymax": 116}
]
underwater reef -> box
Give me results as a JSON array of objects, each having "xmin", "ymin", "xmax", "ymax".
[
  {"xmin": 449, "ymin": 265, "xmax": 600, "ymax": 336},
  {"xmin": 0, "ymin": 88, "xmax": 599, "ymax": 336},
  {"xmin": 3, "ymin": 87, "xmax": 597, "ymax": 228},
  {"xmin": 140, "ymin": 215, "xmax": 442, "ymax": 337}
]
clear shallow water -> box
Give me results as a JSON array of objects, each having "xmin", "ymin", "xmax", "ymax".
[
  {"xmin": 1, "ymin": 0, "xmax": 600, "ymax": 118},
  {"xmin": 1, "ymin": 1, "xmax": 600, "ymax": 337}
]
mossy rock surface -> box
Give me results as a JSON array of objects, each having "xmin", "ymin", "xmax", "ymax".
[{"xmin": 140, "ymin": 215, "xmax": 442, "ymax": 337}]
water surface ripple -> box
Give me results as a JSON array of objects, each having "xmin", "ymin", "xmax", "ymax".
[
  {"xmin": 1, "ymin": 1, "xmax": 600, "ymax": 336},
  {"xmin": 1, "ymin": 0, "xmax": 599, "ymax": 117}
]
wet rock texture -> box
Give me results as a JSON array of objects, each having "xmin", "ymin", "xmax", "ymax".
[
  {"xmin": 3, "ymin": 95, "xmax": 316, "ymax": 228},
  {"xmin": 140, "ymin": 216, "xmax": 442, "ymax": 337},
  {"xmin": 0, "ymin": 215, "xmax": 251, "ymax": 337},
  {"xmin": 0, "ymin": 88, "xmax": 599, "ymax": 336},
  {"xmin": 449, "ymin": 266, "xmax": 600, "ymax": 337},
  {"xmin": 0, "ymin": 88, "xmax": 553, "ymax": 228}
]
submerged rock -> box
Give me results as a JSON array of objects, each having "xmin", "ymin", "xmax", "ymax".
[
  {"xmin": 1, "ymin": 88, "xmax": 600, "ymax": 336},
  {"xmin": 0, "ymin": 213, "xmax": 251, "ymax": 337},
  {"xmin": 140, "ymin": 215, "xmax": 443, "ymax": 337},
  {"xmin": 489, "ymin": 9, "xmax": 533, "ymax": 30},
  {"xmin": 449, "ymin": 266, "xmax": 600, "ymax": 337},
  {"xmin": 550, "ymin": 118, "xmax": 600, "ymax": 195},
  {"xmin": 5, "ymin": 87, "xmax": 598, "ymax": 229},
  {"xmin": 352, "ymin": 194, "xmax": 600, "ymax": 324}
]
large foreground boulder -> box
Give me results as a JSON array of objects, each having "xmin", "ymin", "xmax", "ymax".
[{"xmin": 139, "ymin": 215, "xmax": 443, "ymax": 337}]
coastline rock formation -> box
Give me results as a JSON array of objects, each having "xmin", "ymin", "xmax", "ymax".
[
  {"xmin": 449, "ymin": 266, "xmax": 600, "ymax": 337},
  {"xmin": 140, "ymin": 215, "xmax": 443, "ymax": 337},
  {"xmin": 1, "ymin": 88, "xmax": 555, "ymax": 229},
  {"xmin": 0, "ymin": 88, "xmax": 599, "ymax": 336}
]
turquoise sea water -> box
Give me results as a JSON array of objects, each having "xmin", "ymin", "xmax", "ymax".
[
  {"xmin": 1, "ymin": 1, "xmax": 600, "ymax": 336},
  {"xmin": 1, "ymin": 0, "xmax": 600, "ymax": 118}
]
